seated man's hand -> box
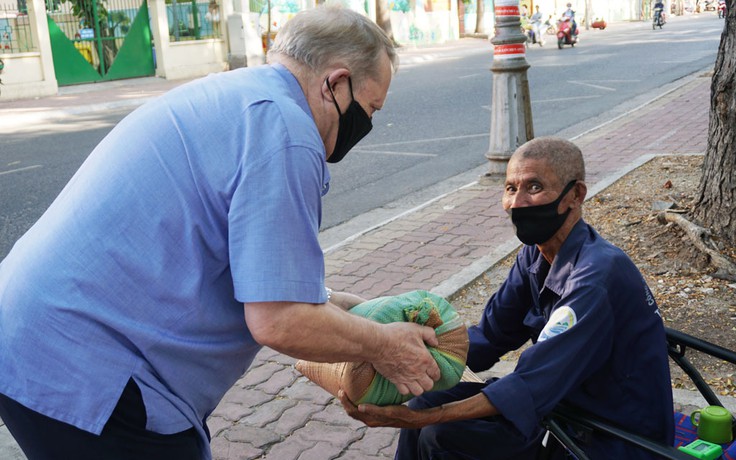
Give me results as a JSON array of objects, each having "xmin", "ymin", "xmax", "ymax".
[{"xmin": 338, "ymin": 390, "xmax": 442, "ymax": 429}]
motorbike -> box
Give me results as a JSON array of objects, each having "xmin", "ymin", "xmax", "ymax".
[
  {"xmin": 718, "ymin": 0, "xmax": 726, "ymax": 18},
  {"xmin": 704, "ymin": 0, "xmax": 717, "ymax": 10},
  {"xmin": 652, "ymin": 6, "xmax": 665, "ymax": 29},
  {"xmin": 556, "ymin": 16, "xmax": 578, "ymax": 49}
]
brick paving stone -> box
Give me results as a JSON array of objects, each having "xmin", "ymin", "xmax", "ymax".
[
  {"xmin": 347, "ymin": 427, "xmax": 400, "ymax": 456},
  {"xmin": 211, "ymin": 436, "xmax": 264, "ymax": 460},
  {"xmin": 219, "ymin": 386, "xmax": 275, "ymax": 408},
  {"xmin": 254, "ymin": 366, "xmax": 300, "ymax": 395},
  {"xmin": 260, "ymin": 437, "xmax": 313, "ymax": 460},
  {"xmin": 237, "ymin": 361, "xmax": 288, "ymax": 387},
  {"xmin": 240, "ymin": 398, "xmax": 299, "ymax": 428},
  {"xmin": 292, "ymin": 420, "xmax": 363, "ymax": 445},
  {"xmin": 210, "ymin": 402, "xmax": 257, "ymax": 422},
  {"xmin": 337, "ymin": 453, "xmax": 393, "ymax": 459},
  {"xmin": 309, "ymin": 403, "xmax": 365, "ymax": 430},
  {"xmin": 280, "ymin": 379, "xmax": 335, "ymax": 404},
  {"xmin": 223, "ymin": 424, "xmax": 281, "ymax": 447},
  {"xmin": 208, "ymin": 415, "xmax": 236, "ymax": 437},
  {"xmin": 269, "ymin": 401, "xmax": 325, "ymax": 435},
  {"xmin": 297, "ymin": 441, "xmax": 345, "ymax": 460}
]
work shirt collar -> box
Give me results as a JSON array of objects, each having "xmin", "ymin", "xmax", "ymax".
[{"xmin": 528, "ymin": 219, "xmax": 589, "ymax": 298}]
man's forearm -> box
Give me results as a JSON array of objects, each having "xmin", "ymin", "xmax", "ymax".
[
  {"xmin": 244, "ymin": 301, "xmax": 385, "ymax": 363},
  {"xmin": 438, "ymin": 392, "xmax": 498, "ymax": 422}
]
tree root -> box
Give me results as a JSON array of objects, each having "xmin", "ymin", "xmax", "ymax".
[{"xmin": 657, "ymin": 211, "xmax": 736, "ymax": 282}]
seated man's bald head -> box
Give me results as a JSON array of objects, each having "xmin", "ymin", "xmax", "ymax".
[{"xmin": 511, "ymin": 137, "xmax": 586, "ymax": 186}]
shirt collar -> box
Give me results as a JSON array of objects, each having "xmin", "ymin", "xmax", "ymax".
[
  {"xmin": 271, "ymin": 63, "xmax": 313, "ymax": 121},
  {"xmin": 530, "ymin": 219, "xmax": 589, "ymax": 297}
]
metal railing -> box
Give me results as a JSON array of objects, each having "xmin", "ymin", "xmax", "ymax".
[
  {"xmin": 0, "ymin": 2, "xmax": 36, "ymax": 53},
  {"xmin": 167, "ymin": 0, "xmax": 222, "ymax": 42}
]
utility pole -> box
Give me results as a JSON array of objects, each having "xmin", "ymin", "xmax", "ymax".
[{"xmin": 482, "ymin": 0, "xmax": 534, "ymax": 179}]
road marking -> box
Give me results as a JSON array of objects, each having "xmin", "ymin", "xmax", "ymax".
[
  {"xmin": 364, "ymin": 133, "xmax": 488, "ymax": 148},
  {"xmin": 353, "ymin": 149, "xmax": 438, "ymax": 157},
  {"xmin": 481, "ymin": 95, "xmax": 600, "ymax": 109},
  {"xmin": 459, "ymin": 73, "xmax": 485, "ymax": 79},
  {"xmin": 568, "ymin": 80, "xmax": 617, "ymax": 91},
  {"xmin": 0, "ymin": 165, "xmax": 42, "ymax": 176},
  {"xmin": 530, "ymin": 95, "xmax": 601, "ymax": 104}
]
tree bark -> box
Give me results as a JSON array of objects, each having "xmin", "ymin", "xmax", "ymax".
[
  {"xmin": 475, "ymin": 0, "xmax": 485, "ymax": 34},
  {"xmin": 695, "ymin": 0, "xmax": 736, "ymax": 246},
  {"xmin": 376, "ymin": 0, "xmax": 396, "ymax": 44}
]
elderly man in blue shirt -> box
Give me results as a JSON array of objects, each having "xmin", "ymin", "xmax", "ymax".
[
  {"xmin": 0, "ymin": 6, "xmax": 442, "ymax": 460},
  {"xmin": 341, "ymin": 137, "xmax": 674, "ymax": 459}
]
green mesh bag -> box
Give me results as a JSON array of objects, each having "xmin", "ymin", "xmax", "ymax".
[{"xmin": 295, "ymin": 290, "xmax": 469, "ymax": 406}]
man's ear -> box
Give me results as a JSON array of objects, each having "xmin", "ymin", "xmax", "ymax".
[
  {"xmin": 323, "ymin": 68, "xmax": 351, "ymax": 100},
  {"xmin": 573, "ymin": 181, "xmax": 587, "ymax": 207}
]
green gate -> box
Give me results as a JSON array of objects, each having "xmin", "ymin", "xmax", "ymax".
[{"xmin": 46, "ymin": 0, "xmax": 154, "ymax": 86}]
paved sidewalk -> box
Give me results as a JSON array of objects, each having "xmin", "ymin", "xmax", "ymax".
[{"xmin": 2, "ymin": 52, "xmax": 733, "ymax": 459}]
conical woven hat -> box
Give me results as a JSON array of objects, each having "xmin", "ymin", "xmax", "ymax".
[{"xmin": 295, "ymin": 290, "xmax": 469, "ymax": 406}]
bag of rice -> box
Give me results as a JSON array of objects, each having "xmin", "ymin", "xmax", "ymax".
[{"xmin": 295, "ymin": 290, "xmax": 469, "ymax": 406}]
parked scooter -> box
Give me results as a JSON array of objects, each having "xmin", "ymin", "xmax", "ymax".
[
  {"xmin": 653, "ymin": 6, "xmax": 665, "ymax": 29},
  {"xmin": 556, "ymin": 16, "xmax": 578, "ymax": 48},
  {"xmin": 718, "ymin": 0, "xmax": 726, "ymax": 18}
]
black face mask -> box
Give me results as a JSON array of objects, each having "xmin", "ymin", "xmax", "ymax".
[
  {"xmin": 509, "ymin": 180, "xmax": 577, "ymax": 245},
  {"xmin": 326, "ymin": 77, "xmax": 373, "ymax": 163}
]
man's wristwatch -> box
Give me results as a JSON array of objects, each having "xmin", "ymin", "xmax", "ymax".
[{"xmin": 325, "ymin": 287, "xmax": 333, "ymax": 303}]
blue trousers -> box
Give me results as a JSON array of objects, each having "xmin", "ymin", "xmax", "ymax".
[{"xmin": 395, "ymin": 382, "xmax": 547, "ymax": 460}]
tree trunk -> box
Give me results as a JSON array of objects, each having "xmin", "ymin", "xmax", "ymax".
[
  {"xmin": 474, "ymin": 0, "xmax": 484, "ymax": 34},
  {"xmin": 695, "ymin": 0, "xmax": 736, "ymax": 246},
  {"xmin": 375, "ymin": 0, "xmax": 396, "ymax": 44}
]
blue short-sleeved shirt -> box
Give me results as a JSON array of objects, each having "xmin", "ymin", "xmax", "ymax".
[
  {"xmin": 467, "ymin": 220, "xmax": 674, "ymax": 459},
  {"xmin": 0, "ymin": 64, "xmax": 331, "ymax": 459}
]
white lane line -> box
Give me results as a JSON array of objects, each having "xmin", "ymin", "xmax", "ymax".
[
  {"xmin": 0, "ymin": 165, "xmax": 43, "ymax": 176},
  {"xmin": 459, "ymin": 73, "xmax": 485, "ymax": 79},
  {"xmin": 365, "ymin": 133, "xmax": 488, "ymax": 148},
  {"xmin": 568, "ymin": 80, "xmax": 617, "ymax": 91},
  {"xmin": 531, "ymin": 95, "xmax": 602, "ymax": 104},
  {"xmin": 354, "ymin": 149, "xmax": 438, "ymax": 157}
]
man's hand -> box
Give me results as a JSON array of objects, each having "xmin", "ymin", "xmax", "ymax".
[
  {"xmin": 372, "ymin": 322, "xmax": 440, "ymax": 396},
  {"xmin": 339, "ymin": 388, "xmax": 496, "ymax": 430},
  {"xmin": 338, "ymin": 390, "xmax": 443, "ymax": 429}
]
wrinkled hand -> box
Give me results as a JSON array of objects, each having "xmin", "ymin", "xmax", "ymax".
[
  {"xmin": 338, "ymin": 390, "xmax": 441, "ymax": 429},
  {"xmin": 372, "ymin": 322, "xmax": 440, "ymax": 397}
]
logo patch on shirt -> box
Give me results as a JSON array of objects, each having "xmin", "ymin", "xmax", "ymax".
[{"xmin": 538, "ymin": 306, "xmax": 577, "ymax": 342}]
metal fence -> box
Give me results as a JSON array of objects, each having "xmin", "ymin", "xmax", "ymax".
[
  {"xmin": 167, "ymin": 0, "xmax": 222, "ymax": 42},
  {"xmin": 0, "ymin": 1, "xmax": 36, "ymax": 53}
]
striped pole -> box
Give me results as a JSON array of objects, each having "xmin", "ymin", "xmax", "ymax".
[{"xmin": 482, "ymin": 0, "xmax": 535, "ymax": 178}]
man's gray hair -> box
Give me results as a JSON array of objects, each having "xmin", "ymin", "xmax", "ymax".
[
  {"xmin": 514, "ymin": 137, "xmax": 586, "ymax": 185},
  {"xmin": 267, "ymin": 5, "xmax": 398, "ymax": 86}
]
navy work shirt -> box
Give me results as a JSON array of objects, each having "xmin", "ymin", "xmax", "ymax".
[{"xmin": 468, "ymin": 219, "xmax": 674, "ymax": 459}]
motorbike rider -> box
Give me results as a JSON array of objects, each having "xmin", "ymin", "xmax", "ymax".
[
  {"xmin": 653, "ymin": 0, "xmax": 665, "ymax": 24},
  {"xmin": 530, "ymin": 5, "xmax": 546, "ymax": 45},
  {"xmin": 562, "ymin": 2, "xmax": 578, "ymax": 36}
]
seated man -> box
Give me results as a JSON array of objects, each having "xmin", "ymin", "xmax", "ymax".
[{"xmin": 341, "ymin": 137, "xmax": 675, "ymax": 459}]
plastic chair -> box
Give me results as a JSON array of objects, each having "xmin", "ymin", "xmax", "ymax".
[{"xmin": 538, "ymin": 327, "xmax": 736, "ymax": 459}]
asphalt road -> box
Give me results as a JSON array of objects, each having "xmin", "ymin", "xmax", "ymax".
[{"xmin": 0, "ymin": 13, "xmax": 724, "ymax": 258}]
